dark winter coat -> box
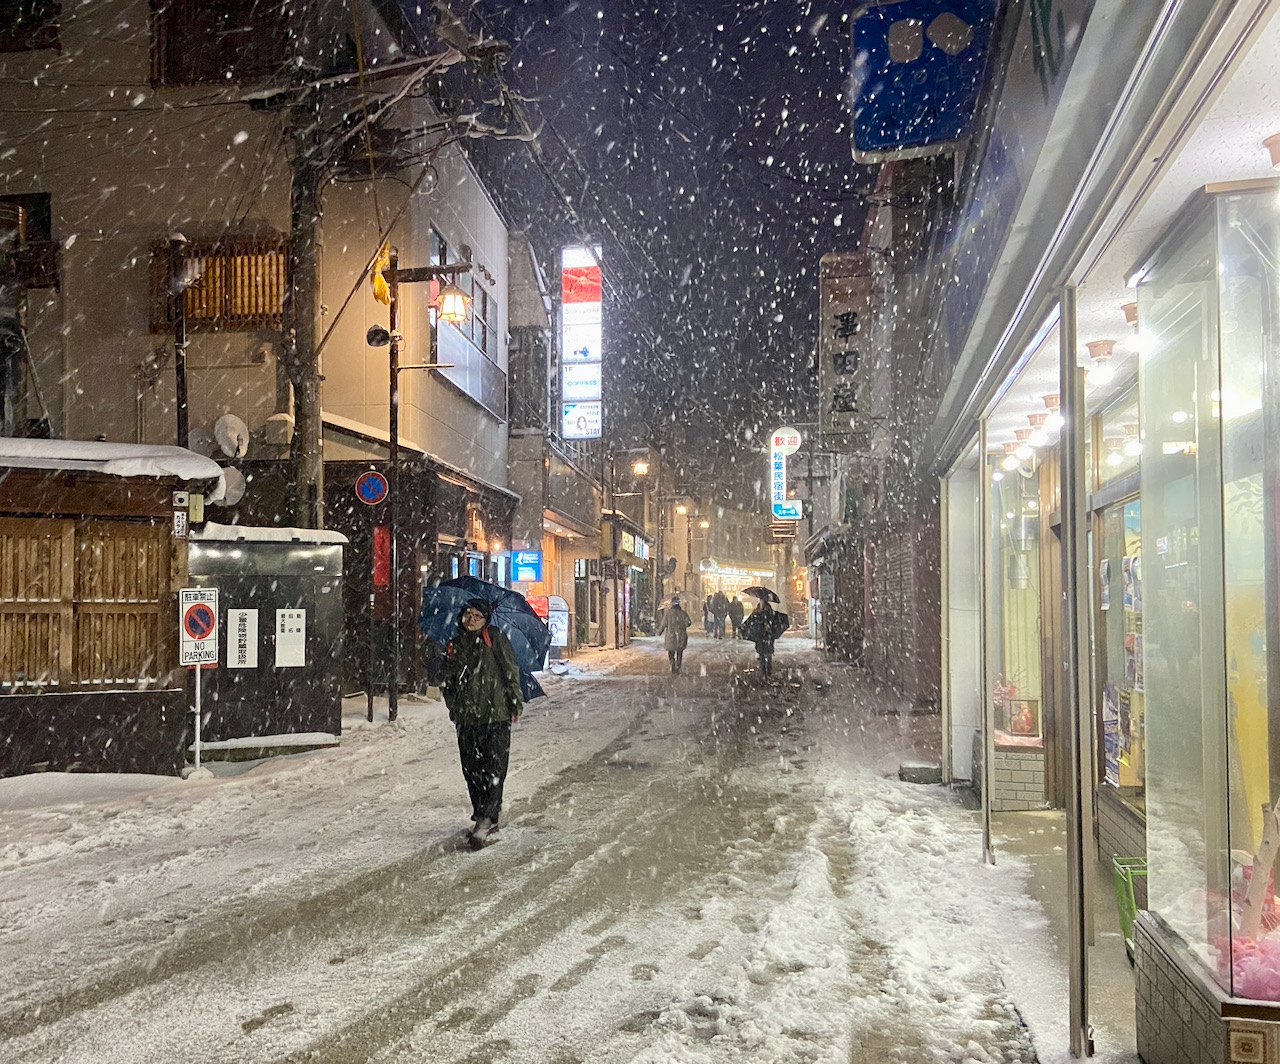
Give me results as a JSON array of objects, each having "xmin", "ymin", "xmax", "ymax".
[
  {"xmin": 710, "ymin": 591, "xmax": 729, "ymax": 619},
  {"xmin": 741, "ymin": 604, "xmax": 788, "ymax": 652},
  {"xmin": 441, "ymin": 624, "xmax": 524, "ymax": 725},
  {"xmin": 657, "ymin": 605, "xmax": 691, "ymax": 652},
  {"xmin": 727, "ymin": 598, "xmax": 745, "ymax": 626}
]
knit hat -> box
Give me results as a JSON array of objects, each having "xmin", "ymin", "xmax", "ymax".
[{"xmin": 461, "ymin": 597, "xmax": 493, "ymax": 622}]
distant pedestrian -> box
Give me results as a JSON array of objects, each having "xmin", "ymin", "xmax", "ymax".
[
  {"xmin": 703, "ymin": 596, "xmax": 712, "ymax": 633},
  {"xmin": 657, "ymin": 597, "xmax": 692, "ymax": 674},
  {"xmin": 710, "ymin": 590, "xmax": 729, "ymax": 639},
  {"xmin": 440, "ymin": 598, "xmax": 524, "ymax": 848},
  {"xmin": 741, "ymin": 598, "xmax": 788, "ymax": 680},
  {"xmin": 728, "ymin": 595, "xmax": 745, "ymax": 639}
]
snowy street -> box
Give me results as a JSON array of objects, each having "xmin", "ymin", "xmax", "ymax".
[{"xmin": 1, "ymin": 635, "xmax": 1054, "ymax": 1064}]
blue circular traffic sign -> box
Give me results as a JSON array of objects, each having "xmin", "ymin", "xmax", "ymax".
[
  {"xmin": 355, "ymin": 470, "xmax": 389, "ymax": 505},
  {"xmin": 183, "ymin": 602, "xmax": 216, "ymax": 640}
]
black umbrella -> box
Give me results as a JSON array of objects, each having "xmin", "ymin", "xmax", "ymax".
[{"xmin": 739, "ymin": 585, "xmax": 780, "ymax": 603}]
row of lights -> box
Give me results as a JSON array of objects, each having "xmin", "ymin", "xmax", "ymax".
[
  {"xmin": 994, "ymin": 392, "xmax": 1065, "ymax": 480},
  {"xmin": 994, "ymin": 299, "xmax": 1144, "ymax": 479}
]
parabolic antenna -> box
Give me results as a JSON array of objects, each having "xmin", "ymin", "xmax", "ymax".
[
  {"xmin": 214, "ymin": 467, "xmax": 246, "ymax": 507},
  {"xmin": 214, "ymin": 413, "xmax": 250, "ymax": 459}
]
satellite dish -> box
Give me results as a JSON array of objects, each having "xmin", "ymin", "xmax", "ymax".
[
  {"xmin": 214, "ymin": 413, "xmax": 250, "ymax": 459},
  {"xmin": 214, "ymin": 467, "xmax": 246, "ymax": 507}
]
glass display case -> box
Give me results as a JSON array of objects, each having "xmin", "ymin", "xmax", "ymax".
[{"xmin": 1137, "ymin": 186, "xmax": 1280, "ymax": 1000}]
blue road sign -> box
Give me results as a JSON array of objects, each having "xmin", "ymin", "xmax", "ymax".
[
  {"xmin": 355, "ymin": 470, "xmax": 389, "ymax": 505},
  {"xmin": 851, "ymin": 0, "xmax": 994, "ymax": 160}
]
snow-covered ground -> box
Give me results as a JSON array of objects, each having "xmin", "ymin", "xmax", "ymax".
[{"xmin": 0, "ymin": 634, "xmax": 1126, "ymax": 1062}]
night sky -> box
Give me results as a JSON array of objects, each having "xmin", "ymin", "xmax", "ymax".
[{"xmin": 465, "ymin": 0, "xmax": 871, "ymax": 477}]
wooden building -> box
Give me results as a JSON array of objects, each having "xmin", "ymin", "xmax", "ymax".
[{"xmin": 0, "ymin": 440, "xmax": 224, "ymax": 777}]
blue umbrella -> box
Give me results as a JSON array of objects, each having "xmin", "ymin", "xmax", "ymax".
[{"xmin": 418, "ymin": 577, "xmax": 550, "ymax": 702}]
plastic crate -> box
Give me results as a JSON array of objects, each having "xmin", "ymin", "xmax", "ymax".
[{"xmin": 1113, "ymin": 855, "xmax": 1147, "ymax": 963}]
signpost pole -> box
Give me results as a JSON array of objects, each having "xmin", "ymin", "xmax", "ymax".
[
  {"xmin": 388, "ymin": 252, "xmax": 400, "ymax": 724},
  {"xmin": 194, "ymin": 664, "xmax": 202, "ymax": 773},
  {"xmin": 354, "ymin": 470, "xmax": 390, "ymax": 724}
]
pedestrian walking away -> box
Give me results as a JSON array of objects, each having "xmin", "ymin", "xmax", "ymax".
[
  {"xmin": 740, "ymin": 598, "xmax": 789, "ymax": 680},
  {"xmin": 710, "ymin": 589, "xmax": 729, "ymax": 639},
  {"xmin": 440, "ymin": 597, "xmax": 524, "ymax": 848},
  {"xmin": 657, "ymin": 596, "xmax": 692, "ymax": 674},
  {"xmin": 728, "ymin": 594, "xmax": 745, "ymax": 639}
]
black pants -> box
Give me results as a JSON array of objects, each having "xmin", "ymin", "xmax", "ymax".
[
  {"xmin": 455, "ymin": 720, "xmax": 511, "ymax": 824},
  {"xmin": 667, "ymin": 647, "xmax": 684, "ymax": 673}
]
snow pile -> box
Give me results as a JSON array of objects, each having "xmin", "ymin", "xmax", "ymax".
[{"xmin": 830, "ymin": 772, "xmax": 1040, "ymax": 1063}]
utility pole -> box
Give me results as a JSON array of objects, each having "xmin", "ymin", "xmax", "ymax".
[
  {"xmin": 284, "ymin": 84, "xmax": 325, "ymax": 528},
  {"xmin": 169, "ymin": 234, "xmax": 189, "ymax": 449}
]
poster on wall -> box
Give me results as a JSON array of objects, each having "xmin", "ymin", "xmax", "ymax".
[
  {"xmin": 1102, "ymin": 683, "xmax": 1120, "ymax": 787},
  {"xmin": 1099, "ymin": 558, "xmax": 1110, "ymax": 610}
]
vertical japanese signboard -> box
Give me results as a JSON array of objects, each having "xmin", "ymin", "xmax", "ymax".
[
  {"xmin": 819, "ymin": 252, "xmax": 874, "ymax": 453},
  {"xmin": 770, "ymin": 427, "xmax": 803, "ymax": 521},
  {"xmin": 561, "ymin": 246, "xmax": 603, "ymax": 439}
]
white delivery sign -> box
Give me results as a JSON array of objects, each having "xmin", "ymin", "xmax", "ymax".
[{"xmin": 179, "ymin": 588, "xmax": 219, "ymax": 667}]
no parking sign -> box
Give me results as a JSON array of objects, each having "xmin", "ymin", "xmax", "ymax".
[{"xmin": 180, "ymin": 588, "xmax": 219, "ymax": 667}]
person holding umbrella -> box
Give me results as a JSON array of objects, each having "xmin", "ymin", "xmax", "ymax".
[
  {"xmin": 440, "ymin": 597, "xmax": 524, "ymax": 848},
  {"xmin": 740, "ymin": 588, "xmax": 788, "ymax": 681},
  {"xmin": 656, "ymin": 595, "xmax": 692, "ymax": 674}
]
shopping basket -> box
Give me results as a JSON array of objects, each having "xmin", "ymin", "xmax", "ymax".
[{"xmin": 1113, "ymin": 855, "xmax": 1147, "ymax": 964}]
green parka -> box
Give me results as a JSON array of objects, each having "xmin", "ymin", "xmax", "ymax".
[{"xmin": 441, "ymin": 625, "xmax": 524, "ymax": 725}]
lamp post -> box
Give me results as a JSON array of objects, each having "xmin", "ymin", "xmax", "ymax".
[{"xmin": 366, "ymin": 247, "xmax": 470, "ymax": 721}]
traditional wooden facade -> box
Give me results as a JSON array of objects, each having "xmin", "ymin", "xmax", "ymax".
[{"xmin": 0, "ymin": 441, "xmax": 223, "ymax": 776}]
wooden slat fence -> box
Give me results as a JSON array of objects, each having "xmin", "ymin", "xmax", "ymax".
[{"xmin": 0, "ymin": 518, "xmax": 172, "ymax": 690}]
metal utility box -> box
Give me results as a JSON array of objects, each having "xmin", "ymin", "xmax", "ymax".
[{"xmin": 187, "ymin": 523, "xmax": 347, "ymax": 741}]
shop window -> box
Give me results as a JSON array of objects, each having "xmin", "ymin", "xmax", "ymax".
[
  {"xmin": 150, "ymin": 0, "xmax": 288, "ymax": 87},
  {"xmin": 1097, "ymin": 498, "xmax": 1143, "ymax": 812},
  {"xmin": 1097, "ymin": 387, "xmax": 1140, "ymax": 487},
  {"xmin": 988, "ymin": 457, "xmax": 1044, "ymax": 748},
  {"xmin": 1135, "ymin": 188, "xmax": 1280, "ymax": 999},
  {"xmin": 1, "ymin": 0, "xmax": 59, "ymax": 51}
]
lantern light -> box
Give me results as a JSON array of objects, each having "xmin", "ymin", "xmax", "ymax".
[{"xmin": 436, "ymin": 281, "xmax": 471, "ymax": 325}]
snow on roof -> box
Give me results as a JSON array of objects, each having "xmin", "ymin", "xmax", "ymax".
[
  {"xmin": 0, "ymin": 440, "xmax": 224, "ymax": 483},
  {"xmin": 193, "ymin": 521, "xmax": 349, "ymax": 545}
]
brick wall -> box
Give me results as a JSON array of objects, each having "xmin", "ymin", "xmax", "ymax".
[
  {"xmin": 1133, "ymin": 913, "xmax": 1280, "ymax": 1063},
  {"xmin": 991, "ymin": 748, "xmax": 1046, "ymax": 810},
  {"xmin": 1097, "ymin": 788, "xmax": 1147, "ymax": 907}
]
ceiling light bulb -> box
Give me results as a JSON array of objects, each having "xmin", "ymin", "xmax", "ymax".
[
  {"xmin": 1015, "ymin": 443, "xmax": 1034, "ymax": 460},
  {"xmin": 1123, "ymin": 439, "xmax": 1143, "ymax": 458},
  {"xmin": 1087, "ymin": 363, "xmax": 1115, "ymax": 386},
  {"xmin": 1106, "ymin": 451, "xmax": 1124, "ymax": 467},
  {"xmin": 1029, "ymin": 428, "xmax": 1049, "ymax": 447},
  {"xmin": 1002, "ymin": 454, "xmax": 1021, "ymax": 471},
  {"xmin": 1171, "ymin": 410, "xmax": 1189, "ymax": 424},
  {"xmin": 992, "ymin": 470, "xmax": 1004, "ymax": 482},
  {"xmin": 1046, "ymin": 412, "xmax": 1065, "ymax": 431}
]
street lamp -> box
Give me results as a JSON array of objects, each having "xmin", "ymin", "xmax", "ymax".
[{"xmin": 366, "ymin": 247, "xmax": 469, "ymax": 721}]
